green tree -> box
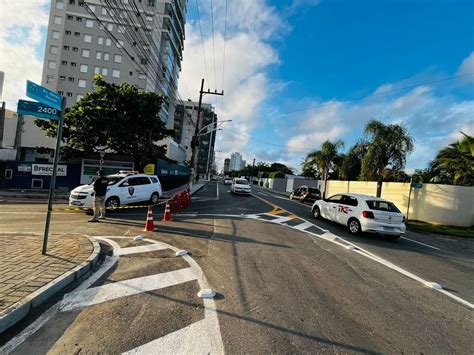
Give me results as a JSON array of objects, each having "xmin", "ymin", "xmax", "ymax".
[
  {"xmin": 339, "ymin": 141, "xmax": 368, "ymax": 180},
  {"xmin": 304, "ymin": 140, "xmax": 344, "ymax": 197},
  {"xmin": 35, "ymin": 75, "xmax": 174, "ymax": 172},
  {"xmin": 360, "ymin": 120, "xmax": 414, "ymax": 196},
  {"xmin": 301, "ymin": 156, "xmax": 319, "ymax": 178},
  {"xmin": 430, "ymin": 133, "xmax": 473, "ymax": 185}
]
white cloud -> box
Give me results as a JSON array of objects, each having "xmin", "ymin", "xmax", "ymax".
[
  {"xmin": 457, "ymin": 52, "xmax": 474, "ymax": 83},
  {"xmin": 0, "ymin": 1, "xmax": 49, "ymax": 109}
]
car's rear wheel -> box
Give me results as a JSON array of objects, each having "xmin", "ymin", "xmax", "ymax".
[
  {"xmin": 105, "ymin": 197, "xmax": 120, "ymax": 210},
  {"xmin": 150, "ymin": 192, "xmax": 159, "ymax": 204},
  {"xmin": 312, "ymin": 206, "xmax": 321, "ymax": 219},
  {"xmin": 387, "ymin": 235, "xmax": 401, "ymax": 241},
  {"xmin": 348, "ymin": 218, "xmax": 361, "ymax": 234}
]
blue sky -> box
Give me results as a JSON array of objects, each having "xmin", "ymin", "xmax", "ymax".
[
  {"xmin": 180, "ymin": 0, "xmax": 473, "ymax": 172},
  {"xmin": 0, "ymin": 0, "xmax": 472, "ymax": 172}
]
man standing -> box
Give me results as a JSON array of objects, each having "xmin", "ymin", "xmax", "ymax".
[{"xmin": 89, "ymin": 170, "xmax": 109, "ymax": 222}]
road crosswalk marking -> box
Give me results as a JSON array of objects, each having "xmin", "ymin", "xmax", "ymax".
[
  {"xmin": 115, "ymin": 243, "xmax": 168, "ymax": 256},
  {"xmin": 60, "ymin": 268, "xmax": 197, "ymax": 312},
  {"xmin": 292, "ymin": 221, "xmax": 314, "ymax": 230}
]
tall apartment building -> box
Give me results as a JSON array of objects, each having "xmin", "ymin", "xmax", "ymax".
[
  {"xmin": 230, "ymin": 152, "xmax": 245, "ymax": 171},
  {"xmin": 41, "ymin": 0, "xmax": 187, "ymax": 160},
  {"xmin": 173, "ymin": 99, "xmax": 217, "ymax": 175},
  {"xmin": 223, "ymin": 158, "xmax": 230, "ymax": 174}
]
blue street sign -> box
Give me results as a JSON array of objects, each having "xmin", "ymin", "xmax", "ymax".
[
  {"xmin": 411, "ymin": 182, "xmax": 423, "ymax": 189},
  {"xmin": 26, "ymin": 80, "xmax": 62, "ymax": 110},
  {"xmin": 17, "ymin": 100, "xmax": 61, "ymax": 121}
]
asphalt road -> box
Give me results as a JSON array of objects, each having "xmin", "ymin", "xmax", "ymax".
[{"xmin": 1, "ymin": 181, "xmax": 473, "ymax": 354}]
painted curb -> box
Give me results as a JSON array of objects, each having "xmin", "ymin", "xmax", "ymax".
[{"xmin": 0, "ymin": 234, "xmax": 100, "ymax": 334}]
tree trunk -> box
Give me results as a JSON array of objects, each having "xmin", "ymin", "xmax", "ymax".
[{"xmin": 376, "ymin": 177, "xmax": 382, "ymax": 197}]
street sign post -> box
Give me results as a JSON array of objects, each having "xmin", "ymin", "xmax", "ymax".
[
  {"xmin": 26, "ymin": 80, "xmax": 62, "ymax": 110},
  {"xmin": 410, "ymin": 182, "xmax": 423, "ymax": 189},
  {"xmin": 17, "ymin": 99, "xmax": 61, "ymax": 121}
]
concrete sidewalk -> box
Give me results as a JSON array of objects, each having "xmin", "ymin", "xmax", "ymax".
[{"xmin": 0, "ymin": 233, "xmax": 100, "ymax": 333}]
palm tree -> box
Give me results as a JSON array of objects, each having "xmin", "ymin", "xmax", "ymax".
[
  {"xmin": 304, "ymin": 140, "xmax": 344, "ymax": 197},
  {"xmin": 360, "ymin": 120, "xmax": 414, "ymax": 196},
  {"xmin": 339, "ymin": 140, "xmax": 368, "ymax": 180},
  {"xmin": 431, "ymin": 133, "xmax": 473, "ymax": 185}
]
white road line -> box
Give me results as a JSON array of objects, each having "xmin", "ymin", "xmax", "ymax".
[
  {"xmin": 0, "ymin": 256, "xmax": 118, "ymax": 354},
  {"xmin": 293, "ymin": 221, "xmax": 314, "ymax": 231},
  {"xmin": 401, "ymin": 237, "xmax": 441, "ymax": 251},
  {"xmin": 216, "ymin": 181, "xmax": 220, "ymax": 200},
  {"xmin": 60, "ymin": 268, "xmax": 197, "ymax": 312},
  {"xmin": 116, "ymin": 243, "xmax": 167, "ymax": 256},
  {"xmin": 124, "ymin": 318, "xmax": 217, "ymax": 354},
  {"xmin": 270, "ymin": 216, "xmax": 292, "ymax": 224}
]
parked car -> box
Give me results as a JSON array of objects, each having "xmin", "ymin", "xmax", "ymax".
[
  {"xmin": 224, "ymin": 177, "xmax": 233, "ymax": 185},
  {"xmin": 69, "ymin": 171, "xmax": 162, "ymax": 209},
  {"xmin": 289, "ymin": 186, "xmax": 321, "ymax": 203},
  {"xmin": 311, "ymin": 193, "xmax": 405, "ymax": 240},
  {"xmin": 231, "ymin": 178, "xmax": 252, "ymax": 195}
]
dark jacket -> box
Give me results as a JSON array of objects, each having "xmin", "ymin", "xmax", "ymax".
[{"xmin": 93, "ymin": 177, "xmax": 109, "ymax": 197}]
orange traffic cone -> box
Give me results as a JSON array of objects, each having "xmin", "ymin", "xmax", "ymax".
[
  {"xmin": 143, "ymin": 205, "xmax": 156, "ymax": 231},
  {"xmin": 162, "ymin": 201, "xmax": 172, "ymax": 221}
]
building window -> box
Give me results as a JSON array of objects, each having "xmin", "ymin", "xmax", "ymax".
[
  {"xmin": 147, "ymin": 0, "xmax": 156, "ymax": 7},
  {"xmin": 77, "ymin": 94, "xmax": 84, "ymax": 101},
  {"xmin": 122, "ymin": 0, "xmax": 129, "ymax": 4},
  {"xmin": 99, "ymin": 23, "xmax": 105, "ymax": 30},
  {"xmin": 69, "ymin": 0, "xmax": 75, "ymax": 4},
  {"xmin": 107, "ymin": 23, "xmax": 113, "ymax": 31},
  {"xmin": 80, "ymin": 64, "xmax": 88, "ymax": 73},
  {"xmin": 117, "ymin": 40, "xmax": 124, "ymax": 48},
  {"xmin": 112, "ymin": 69, "xmax": 120, "ymax": 78},
  {"xmin": 46, "ymin": 75, "xmax": 54, "ymax": 84},
  {"xmin": 31, "ymin": 179, "xmax": 43, "ymax": 189},
  {"xmin": 114, "ymin": 54, "xmax": 122, "ymax": 63},
  {"xmin": 101, "ymin": 68, "xmax": 108, "ymax": 75},
  {"xmin": 118, "ymin": 25, "xmax": 125, "ymax": 33},
  {"xmin": 88, "ymin": 4, "xmax": 96, "ymax": 12},
  {"xmin": 59, "ymin": 75, "xmax": 66, "ymax": 81},
  {"xmin": 72, "ymin": 47, "xmax": 78, "ymax": 52},
  {"xmin": 58, "ymin": 91, "xmax": 64, "ymax": 95},
  {"xmin": 71, "ymin": 62, "xmax": 77, "ymax": 67},
  {"xmin": 94, "ymin": 66, "xmax": 101, "ymax": 74},
  {"xmin": 53, "ymin": 16, "xmax": 62, "ymax": 25},
  {"xmin": 65, "ymin": 30, "xmax": 71, "ymax": 35},
  {"xmin": 146, "ymin": 16, "xmax": 153, "ymax": 22},
  {"xmin": 103, "ymin": 52, "xmax": 110, "ymax": 61},
  {"xmin": 96, "ymin": 51, "xmax": 102, "ymax": 60},
  {"xmin": 85, "ymin": 19, "xmax": 94, "ymax": 28},
  {"xmin": 74, "ymin": 32, "xmax": 80, "ymax": 37},
  {"xmin": 52, "ymin": 30, "xmax": 60, "ymax": 40},
  {"xmin": 98, "ymin": 36, "xmax": 104, "ymax": 45},
  {"xmin": 105, "ymin": 38, "xmax": 111, "ymax": 46},
  {"xmin": 84, "ymin": 34, "xmax": 92, "ymax": 43},
  {"xmin": 63, "ymin": 45, "xmax": 69, "ymax": 50},
  {"xmin": 129, "ymin": 71, "xmax": 133, "ymax": 76},
  {"xmin": 56, "ymin": 1, "xmax": 64, "ymax": 10},
  {"xmin": 67, "ymin": 15, "xmax": 73, "ymax": 20},
  {"xmin": 50, "ymin": 45, "xmax": 59, "ymax": 54},
  {"xmin": 140, "ymin": 58, "xmax": 148, "ymax": 65},
  {"xmin": 68, "ymin": 77, "xmax": 75, "ymax": 82},
  {"xmin": 76, "ymin": 16, "xmax": 82, "ymax": 22},
  {"xmin": 67, "ymin": 92, "xmax": 73, "ymax": 97},
  {"xmin": 101, "ymin": 7, "xmax": 107, "ymax": 16},
  {"xmin": 82, "ymin": 49, "xmax": 90, "ymax": 58},
  {"xmin": 78, "ymin": 79, "xmax": 87, "ymax": 88},
  {"xmin": 61, "ymin": 60, "xmax": 68, "ymax": 65},
  {"xmin": 48, "ymin": 60, "xmax": 57, "ymax": 69}
]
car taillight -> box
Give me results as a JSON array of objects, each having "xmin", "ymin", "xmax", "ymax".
[{"xmin": 362, "ymin": 211, "xmax": 374, "ymax": 219}]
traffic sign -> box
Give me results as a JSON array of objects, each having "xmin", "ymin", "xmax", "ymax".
[
  {"xmin": 17, "ymin": 100, "xmax": 61, "ymax": 120},
  {"xmin": 26, "ymin": 80, "xmax": 62, "ymax": 110},
  {"xmin": 411, "ymin": 182, "xmax": 423, "ymax": 189}
]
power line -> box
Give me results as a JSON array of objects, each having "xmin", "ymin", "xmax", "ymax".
[
  {"xmin": 221, "ymin": 128, "xmax": 314, "ymax": 151},
  {"xmin": 195, "ymin": 0, "xmax": 209, "ymax": 86},
  {"xmin": 275, "ymin": 73, "xmax": 474, "ymax": 117}
]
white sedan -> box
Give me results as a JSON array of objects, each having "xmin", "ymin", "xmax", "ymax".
[
  {"xmin": 311, "ymin": 193, "xmax": 406, "ymax": 240},
  {"xmin": 69, "ymin": 172, "xmax": 162, "ymax": 209},
  {"xmin": 231, "ymin": 178, "xmax": 251, "ymax": 195}
]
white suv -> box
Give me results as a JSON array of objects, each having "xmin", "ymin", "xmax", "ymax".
[
  {"xmin": 69, "ymin": 172, "xmax": 162, "ymax": 209},
  {"xmin": 312, "ymin": 193, "xmax": 406, "ymax": 240}
]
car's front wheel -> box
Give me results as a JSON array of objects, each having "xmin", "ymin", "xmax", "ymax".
[
  {"xmin": 387, "ymin": 235, "xmax": 401, "ymax": 241},
  {"xmin": 312, "ymin": 206, "xmax": 321, "ymax": 219},
  {"xmin": 348, "ymin": 218, "xmax": 361, "ymax": 234},
  {"xmin": 150, "ymin": 192, "xmax": 159, "ymax": 204},
  {"xmin": 105, "ymin": 197, "xmax": 120, "ymax": 210},
  {"xmin": 289, "ymin": 193, "xmax": 294, "ymax": 200}
]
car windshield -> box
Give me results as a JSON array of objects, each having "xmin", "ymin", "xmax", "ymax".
[
  {"xmin": 107, "ymin": 176, "xmax": 124, "ymax": 185},
  {"xmin": 308, "ymin": 188, "xmax": 320, "ymax": 194},
  {"xmin": 366, "ymin": 200, "xmax": 401, "ymax": 213},
  {"xmin": 235, "ymin": 179, "xmax": 249, "ymax": 185}
]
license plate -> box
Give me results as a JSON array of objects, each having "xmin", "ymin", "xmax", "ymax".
[
  {"xmin": 71, "ymin": 201, "xmax": 82, "ymax": 206},
  {"xmin": 384, "ymin": 226, "xmax": 395, "ymax": 230}
]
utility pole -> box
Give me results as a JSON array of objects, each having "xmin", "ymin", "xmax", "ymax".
[
  {"xmin": 190, "ymin": 78, "xmax": 223, "ymax": 182},
  {"xmin": 252, "ymin": 158, "xmax": 256, "ymax": 185},
  {"xmin": 0, "ymin": 101, "xmax": 5, "ymax": 148}
]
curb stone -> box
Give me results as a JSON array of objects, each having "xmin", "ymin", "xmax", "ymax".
[{"xmin": 0, "ymin": 234, "xmax": 100, "ymax": 334}]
